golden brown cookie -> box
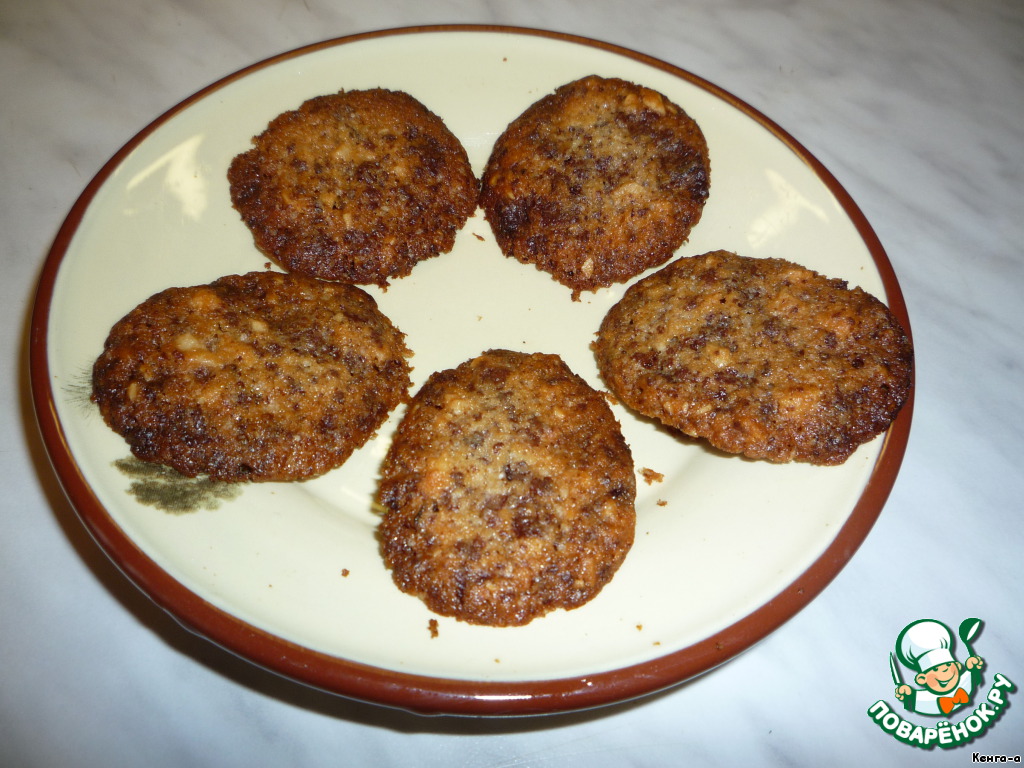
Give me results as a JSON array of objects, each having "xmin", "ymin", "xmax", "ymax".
[
  {"xmin": 228, "ymin": 89, "xmax": 478, "ymax": 286},
  {"xmin": 479, "ymin": 75, "xmax": 710, "ymax": 298},
  {"xmin": 92, "ymin": 271, "xmax": 412, "ymax": 482},
  {"xmin": 594, "ymin": 250, "xmax": 913, "ymax": 465},
  {"xmin": 378, "ymin": 350, "xmax": 636, "ymax": 626}
]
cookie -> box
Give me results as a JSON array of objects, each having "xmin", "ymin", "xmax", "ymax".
[
  {"xmin": 378, "ymin": 350, "xmax": 636, "ymax": 626},
  {"xmin": 594, "ymin": 250, "xmax": 913, "ymax": 465},
  {"xmin": 92, "ymin": 271, "xmax": 412, "ymax": 482},
  {"xmin": 228, "ymin": 89, "xmax": 478, "ymax": 286},
  {"xmin": 480, "ymin": 75, "xmax": 710, "ymax": 297}
]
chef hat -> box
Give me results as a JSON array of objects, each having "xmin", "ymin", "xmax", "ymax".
[{"xmin": 896, "ymin": 619, "xmax": 956, "ymax": 673}]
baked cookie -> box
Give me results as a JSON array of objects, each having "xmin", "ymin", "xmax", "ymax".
[
  {"xmin": 378, "ymin": 350, "xmax": 636, "ymax": 626},
  {"xmin": 480, "ymin": 75, "xmax": 710, "ymax": 298},
  {"xmin": 228, "ymin": 89, "xmax": 478, "ymax": 286},
  {"xmin": 594, "ymin": 250, "xmax": 913, "ymax": 465},
  {"xmin": 92, "ymin": 271, "xmax": 412, "ymax": 482}
]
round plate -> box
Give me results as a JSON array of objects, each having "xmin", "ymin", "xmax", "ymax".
[{"xmin": 30, "ymin": 25, "xmax": 913, "ymax": 716}]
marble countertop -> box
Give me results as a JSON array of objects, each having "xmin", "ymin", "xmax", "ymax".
[{"xmin": 3, "ymin": 0, "xmax": 1022, "ymax": 765}]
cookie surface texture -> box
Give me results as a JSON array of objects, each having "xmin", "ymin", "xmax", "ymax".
[
  {"xmin": 594, "ymin": 250, "xmax": 913, "ymax": 465},
  {"xmin": 92, "ymin": 271, "xmax": 412, "ymax": 482},
  {"xmin": 480, "ymin": 75, "xmax": 710, "ymax": 297},
  {"xmin": 378, "ymin": 350, "xmax": 636, "ymax": 627},
  {"xmin": 228, "ymin": 89, "xmax": 478, "ymax": 286}
]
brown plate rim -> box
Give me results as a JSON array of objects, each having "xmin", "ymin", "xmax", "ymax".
[{"xmin": 29, "ymin": 24, "xmax": 914, "ymax": 717}]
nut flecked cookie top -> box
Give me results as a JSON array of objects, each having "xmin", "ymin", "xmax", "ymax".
[
  {"xmin": 480, "ymin": 75, "xmax": 710, "ymax": 298},
  {"xmin": 377, "ymin": 349, "xmax": 637, "ymax": 627},
  {"xmin": 228, "ymin": 88, "xmax": 478, "ymax": 287},
  {"xmin": 594, "ymin": 250, "xmax": 914, "ymax": 465},
  {"xmin": 92, "ymin": 271, "xmax": 413, "ymax": 482}
]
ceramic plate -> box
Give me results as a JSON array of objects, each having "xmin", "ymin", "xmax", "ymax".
[{"xmin": 31, "ymin": 26, "xmax": 913, "ymax": 716}]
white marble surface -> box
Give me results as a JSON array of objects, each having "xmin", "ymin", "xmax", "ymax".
[{"xmin": 3, "ymin": 0, "xmax": 1022, "ymax": 765}]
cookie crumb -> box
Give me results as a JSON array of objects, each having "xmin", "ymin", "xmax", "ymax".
[{"xmin": 640, "ymin": 467, "xmax": 664, "ymax": 484}]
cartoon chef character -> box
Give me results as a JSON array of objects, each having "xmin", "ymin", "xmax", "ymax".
[{"xmin": 894, "ymin": 619, "xmax": 984, "ymax": 716}]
